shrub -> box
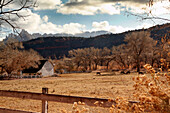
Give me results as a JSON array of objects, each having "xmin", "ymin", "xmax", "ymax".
[{"xmin": 110, "ymin": 64, "xmax": 170, "ymax": 112}]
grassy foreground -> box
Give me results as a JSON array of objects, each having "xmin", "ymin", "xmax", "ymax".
[{"xmin": 0, "ymin": 72, "xmax": 138, "ymax": 113}]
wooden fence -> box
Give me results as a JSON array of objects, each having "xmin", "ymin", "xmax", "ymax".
[{"xmin": 0, "ymin": 88, "xmax": 138, "ymax": 113}]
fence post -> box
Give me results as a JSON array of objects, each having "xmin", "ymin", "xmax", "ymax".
[{"xmin": 42, "ymin": 88, "xmax": 48, "ymax": 113}]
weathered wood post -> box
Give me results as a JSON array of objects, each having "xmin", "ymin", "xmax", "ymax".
[{"xmin": 42, "ymin": 88, "xmax": 48, "ymax": 113}]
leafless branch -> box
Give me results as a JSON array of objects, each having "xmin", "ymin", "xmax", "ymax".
[
  {"xmin": 125, "ymin": 0, "xmax": 170, "ymax": 23},
  {"xmin": 0, "ymin": 0, "xmax": 37, "ymax": 37},
  {"xmin": 125, "ymin": 11, "xmax": 170, "ymax": 22}
]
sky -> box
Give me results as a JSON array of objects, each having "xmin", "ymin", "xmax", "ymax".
[{"xmin": 0, "ymin": 0, "xmax": 170, "ymax": 41}]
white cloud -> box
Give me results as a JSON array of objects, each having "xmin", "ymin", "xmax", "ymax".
[
  {"xmin": 1, "ymin": 14, "xmax": 154, "ymax": 41},
  {"xmin": 16, "ymin": 9, "xmax": 42, "ymax": 31},
  {"xmin": 91, "ymin": 21, "xmax": 153, "ymax": 33},
  {"xmin": 57, "ymin": 1, "xmax": 121, "ymax": 15},
  {"xmin": 3, "ymin": 0, "xmax": 62, "ymax": 10},
  {"xmin": 92, "ymin": 21, "xmax": 110, "ymax": 31},
  {"xmin": 119, "ymin": 2, "xmax": 146, "ymax": 14},
  {"xmin": 57, "ymin": 4, "xmax": 98, "ymax": 15},
  {"xmin": 57, "ymin": 0, "xmax": 170, "ymax": 16},
  {"xmin": 57, "ymin": 23, "xmax": 86, "ymax": 34},
  {"xmin": 14, "ymin": 10, "xmax": 154, "ymax": 35},
  {"xmin": 56, "ymin": 0, "xmax": 136, "ymax": 15},
  {"xmin": 119, "ymin": 0, "xmax": 170, "ymax": 15},
  {"xmin": 136, "ymin": 23, "xmax": 153, "ymax": 29},
  {"xmin": 100, "ymin": 4, "xmax": 120, "ymax": 15},
  {"xmin": 0, "ymin": 32, "xmax": 7, "ymax": 41},
  {"xmin": 92, "ymin": 21, "xmax": 128, "ymax": 33},
  {"xmin": 17, "ymin": 14, "xmax": 153, "ymax": 35},
  {"xmin": 43, "ymin": 15, "xmax": 49, "ymax": 23},
  {"xmin": 146, "ymin": 1, "xmax": 170, "ymax": 16},
  {"xmin": 35, "ymin": 0, "xmax": 62, "ymax": 10},
  {"xmin": 13, "ymin": 9, "xmax": 86, "ymax": 35},
  {"xmin": 36, "ymin": 22, "xmax": 86, "ymax": 34},
  {"xmin": 0, "ymin": 7, "xmax": 156, "ymax": 39}
]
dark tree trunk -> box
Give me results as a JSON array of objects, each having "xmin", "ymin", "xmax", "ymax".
[
  {"xmin": 136, "ymin": 56, "xmax": 140, "ymax": 72},
  {"xmin": 106, "ymin": 60, "xmax": 112, "ymax": 70},
  {"xmin": 0, "ymin": 67, "xmax": 3, "ymax": 74},
  {"xmin": 88, "ymin": 63, "xmax": 92, "ymax": 70},
  {"xmin": 77, "ymin": 63, "xmax": 80, "ymax": 70},
  {"xmin": 95, "ymin": 63, "xmax": 98, "ymax": 70},
  {"xmin": 100, "ymin": 60, "xmax": 104, "ymax": 66},
  {"xmin": 106, "ymin": 62, "xmax": 109, "ymax": 70},
  {"xmin": 151, "ymin": 59, "xmax": 154, "ymax": 67},
  {"xmin": 137, "ymin": 66, "xmax": 140, "ymax": 72},
  {"xmin": 137, "ymin": 62, "xmax": 140, "ymax": 72}
]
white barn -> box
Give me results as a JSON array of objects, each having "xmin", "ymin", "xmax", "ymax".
[{"xmin": 23, "ymin": 60, "xmax": 54, "ymax": 76}]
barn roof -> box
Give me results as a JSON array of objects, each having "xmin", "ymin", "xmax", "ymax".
[{"xmin": 22, "ymin": 60, "xmax": 48, "ymax": 73}]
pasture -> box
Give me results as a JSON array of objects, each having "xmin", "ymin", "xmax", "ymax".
[{"xmin": 0, "ymin": 72, "xmax": 138, "ymax": 113}]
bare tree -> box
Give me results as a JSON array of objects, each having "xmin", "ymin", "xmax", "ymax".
[
  {"xmin": 126, "ymin": 0, "xmax": 170, "ymax": 22},
  {"xmin": 144, "ymin": 41, "xmax": 160, "ymax": 67},
  {"xmin": 69, "ymin": 47, "xmax": 95, "ymax": 71},
  {"xmin": 0, "ymin": 41, "xmax": 42, "ymax": 77},
  {"xmin": 69, "ymin": 48, "xmax": 85, "ymax": 70},
  {"xmin": 91, "ymin": 48, "xmax": 102, "ymax": 70},
  {"xmin": 124, "ymin": 31, "xmax": 155, "ymax": 72},
  {"xmin": 52, "ymin": 59, "xmax": 66, "ymax": 74},
  {"xmin": 112, "ymin": 44, "xmax": 132, "ymax": 69},
  {"xmin": 83, "ymin": 47, "xmax": 95, "ymax": 70},
  {"xmin": 100, "ymin": 47, "xmax": 112, "ymax": 70},
  {"xmin": 0, "ymin": 0, "xmax": 36, "ymax": 32},
  {"xmin": 158, "ymin": 34, "xmax": 170, "ymax": 59}
]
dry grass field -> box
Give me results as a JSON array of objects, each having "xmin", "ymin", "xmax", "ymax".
[{"xmin": 0, "ymin": 72, "xmax": 138, "ymax": 113}]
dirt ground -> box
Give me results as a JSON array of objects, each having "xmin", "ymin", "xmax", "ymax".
[{"xmin": 0, "ymin": 72, "xmax": 138, "ymax": 113}]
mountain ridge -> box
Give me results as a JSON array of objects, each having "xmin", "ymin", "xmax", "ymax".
[
  {"xmin": 4, "ymin": 30, "xmax": 111, "ymax": 42},
  {"xmin": 22, "ymin": 23, "xmax": 170, "ymax": 58}
]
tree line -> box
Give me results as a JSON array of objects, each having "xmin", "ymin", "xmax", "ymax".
[
  {"xmin": 54, "ymin": 31, "xmax": 169, "ymax": 73},
  {"xmin": 0, "ymin": 30, "xmax": 169, "ymax": 77},
  {"xmin": 0, "ymin": 39, "xmax": 42, "ymax": 78}
]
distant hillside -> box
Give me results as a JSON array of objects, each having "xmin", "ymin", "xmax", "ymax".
[
  {"xmin": 23, "ymin": 23, "xmax": 170, "ymax": 58},
  {"xmin": 4, "ymin": 30, "xmax": 110, "ymax": 42}
]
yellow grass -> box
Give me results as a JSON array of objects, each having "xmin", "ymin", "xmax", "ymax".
[{"xmin": 0, "ymin": 72, "xmax": 138, "ymax": 113}]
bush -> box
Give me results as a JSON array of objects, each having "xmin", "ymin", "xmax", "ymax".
[{"xmin": 110, "ymin": 64, "xmax": 170, "ymax": 112}]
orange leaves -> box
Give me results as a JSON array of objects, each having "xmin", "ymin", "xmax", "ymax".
[
  {"xmin": 61, "ymin": 102, "xmax": 90, "ymax": 113},
  {"xmin": 133, "ymin": 64, "xmax": 170, "ymax": 112}
]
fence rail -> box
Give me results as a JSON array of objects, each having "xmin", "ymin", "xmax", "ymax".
[
  {"xmin": 0, "ymin": 88, "xmax": 139, "ymax": 113},
  {"xmin": 0, "ymin": 107, "xmax": 38, "ymax": 113}
]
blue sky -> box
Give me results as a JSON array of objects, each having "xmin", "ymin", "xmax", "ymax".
[
  {"xmin": 0, "ymin": 0, "xmax": 170, "ymax": 40},
  {"xmin": 35, "ymin": 10, "xmax": 137, "ymax": 28}
]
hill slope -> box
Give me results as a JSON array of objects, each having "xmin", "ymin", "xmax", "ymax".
[{"xmin": 23, "ymin": 23, "xmax": 170, "ymax": 58}]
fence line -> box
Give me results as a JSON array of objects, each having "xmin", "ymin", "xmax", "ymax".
[
  {"xmin": 0, "ymin": 88, "xmax": 139, "ymax": 113},
  {"xmin": 0, "ymin": 107, "xmax": 38, "ymax": 113}
]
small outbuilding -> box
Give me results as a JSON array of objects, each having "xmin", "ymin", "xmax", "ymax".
[{"xmin": 23, "ymin": 60, "xmax": 54, "ymax": 76}]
